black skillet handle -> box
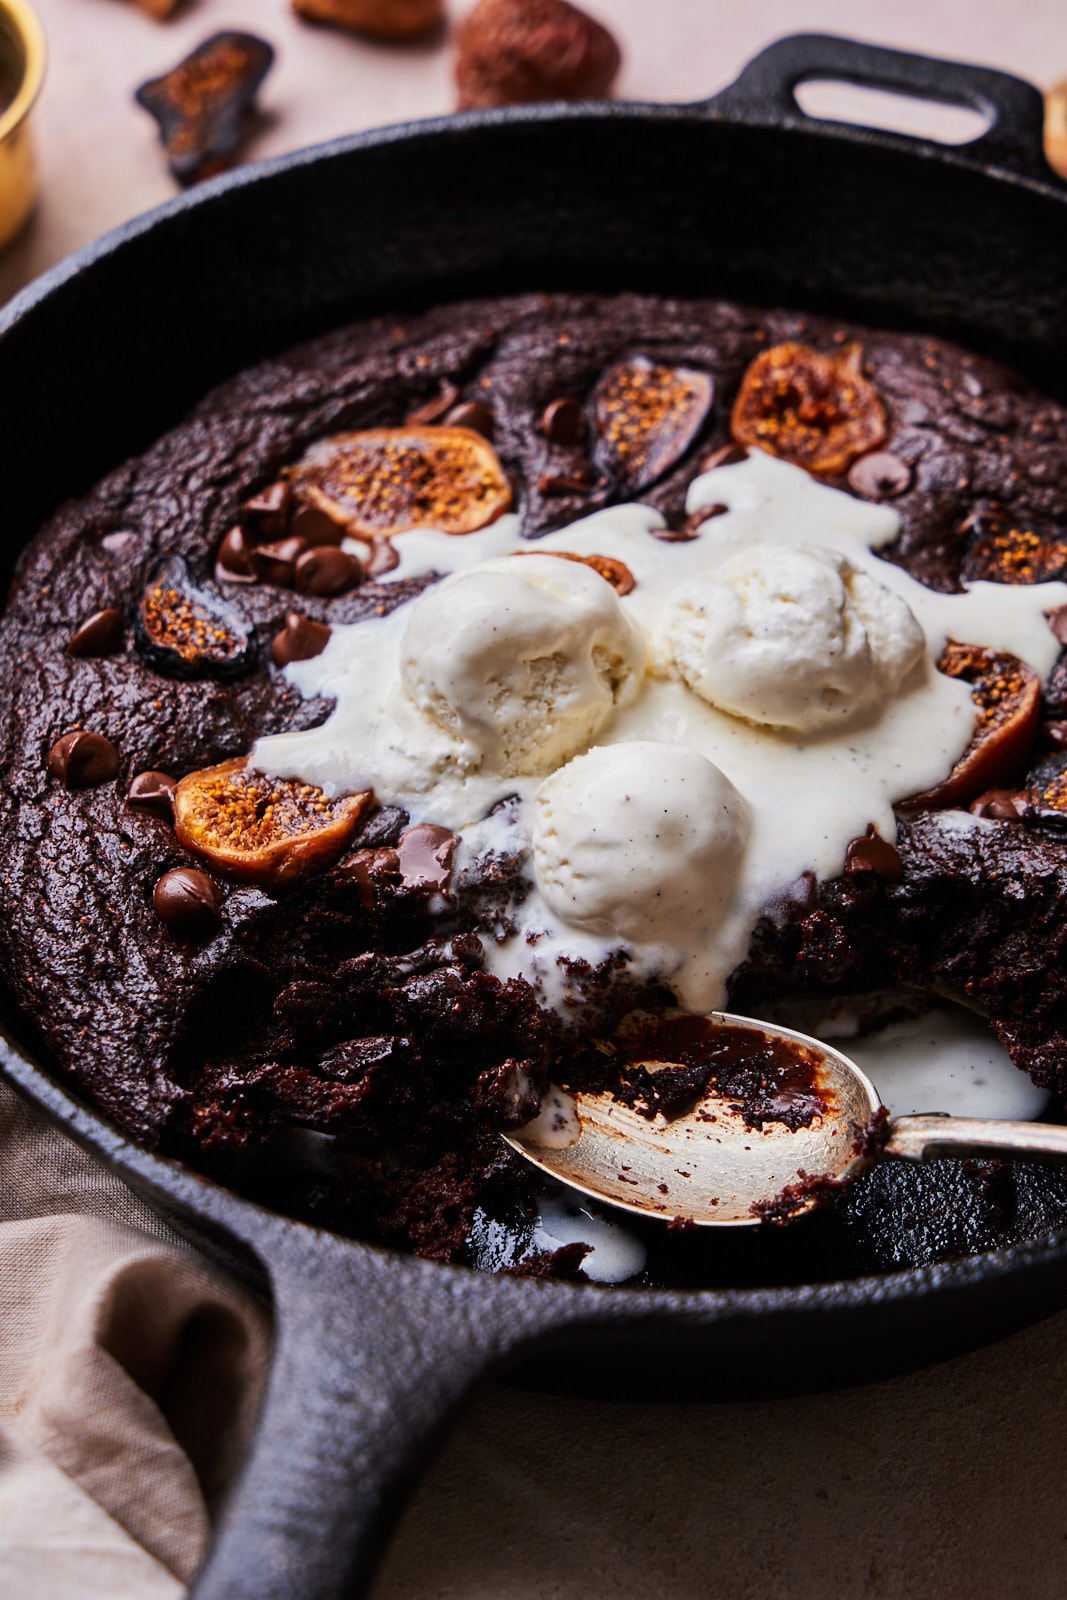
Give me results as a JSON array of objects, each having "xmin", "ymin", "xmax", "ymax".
[
  {"xmin": 704, "ymin": 33, "xmax": 1057, "ymax": 186},
  {"xmin": 189, "ymin": 1218, "xmax": 589, "ymax": 1600}
]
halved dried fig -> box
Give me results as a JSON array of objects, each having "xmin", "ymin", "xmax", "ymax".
[
  {"xmin": 592, "ymin": 357, "xmax": 713, "ymax": 494},
  {"xmin": 960, "ymin": 509, "xmax": 1067, "ymax": 585},
  {"xmin": 899, "ymin": 641, "xmax": 1040, "ymax": 811},
  {"xmin": 514, "ymin": 548, "xmax": 634, "ymax": 595},
  {"xmin": 136, "ymin": 556, "xmax": 256, "ymax": 680},
  {"xmin": 174, "ymin": 758, "xmax": 371, "ymax": 885},
  {"xmin": 731, "ymin": 342, "xmax": 886, "ymax": 477},
  {"xmin": 288, "ymin": 426, "xmax": 512, "ymax": 539}
]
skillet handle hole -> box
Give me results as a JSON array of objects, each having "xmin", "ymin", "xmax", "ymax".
[{"xmin": 794, "ymin": 80, "xmax": 993, "ymax": 146}]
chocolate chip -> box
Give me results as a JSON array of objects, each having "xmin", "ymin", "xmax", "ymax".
[
  {"xmin": 127, "ymin": 770, "xmax": 179, "ymax": 819},
  {"xmin": 674, "ymin": 503, "xmax": 729, "ymax": 538},
  {"xmin": 844, "ymin": 826, "xmax": 903, "ymax": 880},
  {"xmin": 135, "ymin": 32, "xmax": 275, "ymax": 187},
  {"xmin": 66, "ymin": 608, "xmax": 124, "ymax": 657},
  {"xmin": 271, "ymin": 611, "xmax": 332, "ymax": 668},
  {"xmin": 47, "ymin": 730, "xmax": 120, "ymax": 789},
  {"xmin": 540, "ymin": 397, "xmax": 583, "ymax": 445},
  {"xmin": 847, "ymin": 451, "xmax": 912, "ymax": 500},
  {"xmin": 969, "ymin": 788, "xmax": 1030, "ymax": 821},
  {"xmin": 254, "ymin": 536, "xmax": 308, "ymax": 587},
  {"xmin": 1040, "ymin": 719, "xmax": 1067, "ymax": 749},
  {"xmin": 538, "ymin": 466, "xmax": 602, "ymax": 496},
  {"xmin": 396, "ymin": 823, "xmax": 456, "ymax": 891},
  {"xmin": 1048, "ymin": 605, "xmax": 1067, "ymax": 648},
  {"xmin": 364, "ymin": 539, "xmax": 400, "ymax": 578},
  {"xmin": 153, "ymin": 868, "xmax": 223, "ymax": 938},
  {"xmin": 294, "ymin": 546, "xmax": 363, "ymax": 597},
  {"xmin": 700, "ymin": 443, "xmax": 748, "ymax": 472},
  {"xmin": 444, "ymin": 399, "xmax": 494, "ymax": 438},
  {"xmin": 99, "ymin": 530, "xmax": 136, "ymax": 554},
  {"xmin": 242, "ymin": 480, "xmax": 291, "ymax": 539},
  {"xmin": 215, "ymin": 525, "xmax": 258, "ymax": 583},
  {"xmin": 406, "ymin": 382, "xmax": 460, "ymax": 425},
  {"xmin": 291, "ymin": 502, "xmax": 346, "ymax": 547}
]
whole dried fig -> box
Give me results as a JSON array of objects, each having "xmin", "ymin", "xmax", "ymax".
[
  {"xmin": 292, "ymin": 0, "xmax": 443, "ymax": 41},
  {"xmin": 455, "ymin": 0, "xmax": 620, "ymax": 111}
]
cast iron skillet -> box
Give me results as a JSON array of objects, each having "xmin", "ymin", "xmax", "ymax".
[{"xmin": 4, "ymin": 33, "xmax": 1067, "ymax": 1600}]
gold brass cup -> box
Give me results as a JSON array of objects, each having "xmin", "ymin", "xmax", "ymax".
[{"xmin": 0, "ymin": 0, "xmax": 44, "ymax": 253}]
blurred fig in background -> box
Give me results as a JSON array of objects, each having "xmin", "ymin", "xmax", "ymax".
[
  {"xmin": 292, "ymin": 0, "xmax": 444, "ymax": 41},
  {"xmin": 1047, "ymin": 82, "xmax": 1067, "ymax": 179},
  {"xmin": 136, "ymin": 32, "xmax": 274, "ymax": 186},
  {"xmin": 455, "ymin": 0, "xmax": 620, "ymax": 110}
]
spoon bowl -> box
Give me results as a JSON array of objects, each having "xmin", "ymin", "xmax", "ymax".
[{"xmin": 505, "ymin": 1011, "xmax": 1067, "ymax": 1226}]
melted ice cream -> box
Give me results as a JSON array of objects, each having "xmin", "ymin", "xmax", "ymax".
[{"xmin": 254, "ymin": 451, "xmax": 1067, "ymax": 1018}]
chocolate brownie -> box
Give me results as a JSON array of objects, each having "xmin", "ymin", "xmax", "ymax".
[{"xmin": 4, "ymin": 291, "xmax": 1067, "ymax": 1285}]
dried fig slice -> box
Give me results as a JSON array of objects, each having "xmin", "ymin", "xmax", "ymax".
[
  {"xmin": 174, "ymin": 758, "xmax": 371, "ymax": 885},
  {"xmin": 960, "ymin": 509, "xmax": 1067, "ymax": 585},
  {"xmin": 899, "ymin": 641, "xmax": 1040, "ymax": 812},
  {"xmin": 136, "ymin": 556, "xmax": 256, "ymax": 680},
  {"xmin": 514, "ymin": 548, "xmax": 634, "ymax": 595},
  {"xmin": 731, "ymin": 342, "xmax": 886, "ymax": 477},
  {"xmin": 288, "ymin": 426, "xmax": 512, "ymax": 539},
  {"xmin": 592, "ymin": 357, "xmax": 713, "ymax": 494},
  {"xmin": 135, "ymin": 32, "xmax": 274, "ymax": 188}
]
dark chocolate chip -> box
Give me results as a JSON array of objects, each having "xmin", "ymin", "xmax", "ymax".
[
  {"xmin": 290, "ymin": 502, "xmax": 346, "ymax": 547},
  {"xmin": 700, "ymin": 443, "xmax": 748, "ymax": 472},
  {"xmin": 538, "ymin": 466, "xmax": 602, "ymax": 496},
  {"xmin": 844, "ymin": 826, "xmax": 903, "ymax": 880},
  {"xmin": 444, "ymin": 399, "xmax": 494, "ymax": 438},
  {"xmin": 254, "ymin": 536, "xmax": 308, "ymax": 587},
  {"xmin": 364, "ymin": 539, "xmax": 400, "ymax": 579},
  {"xmin": 127, "ymin": 770, "xmax": 179, "ymax": 819},
  {"xmin": 969, "ymin": 788, "xmax": 1030, "ymax": 821},
  {"xmin": 396, "ymin": 823, "xmax": 456, "ymax": 892},
  {"xmin": 242, "ymin": 480, "xmax": 291, "ymax": 539},
  {"xmin": 540, "ymin": 397, "xmax": 584, "ymax": 445},
  {"xmin": 153, "ymin": 868, "xmax": 224, "ymax": 938},
  {"xmin": 136, "ymin": 555, "xmax": 256, "ymax": 681},
  {"xmin": 271, "ymin": 611, "xmax": 332, "ymax": 668},
  {"xmin": 47, "ymin": 730, "xmax": 120, "ymax": 789},
  {"xmin": 847, "ymin": 451, "xmax": 912, "ymax": 500},
  {"xmin": 215, "ymin": 525, "xmax": 258, "ymax": 583},
  {"xmin": 294, "ymin": 546, "xmax": 363, "ymax": 597},
  {"xmin": 99, "ymin": 530, "xmax": 136, "ymax": 554},
  {"xmin": 1040, "ymin": 719, "xmax": 1067, "ymax": 749},
  {"xmin": 1048, "ymin": 605, "xmax": 1067, "ymax": 648},
  {"xmin": 66, "ymin": 607, "xmax": 124, "ymax": 657},
  {"xmin": 135, "ymin": 32, "xmax": 275, "ymax": 187},
  {"xmin": 406, "ymin": 382, "xmax": 460, "ymax": 426}
]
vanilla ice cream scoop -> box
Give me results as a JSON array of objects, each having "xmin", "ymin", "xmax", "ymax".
[
  {"xmin": 400, "ymin": 554, "xmax": 646, "ymax": 777},
  {"xmin": 658, "ymin": 542, "xmax": 925, "ymax": 732},
  {"xmin": 532, "ymin": 741, "xmax": 749, "ymax": 968}
]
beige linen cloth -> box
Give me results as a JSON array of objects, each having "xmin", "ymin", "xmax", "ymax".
[{"xmin": 0, "ymin": 1080, "xmax": 270, "ymax": 1599}]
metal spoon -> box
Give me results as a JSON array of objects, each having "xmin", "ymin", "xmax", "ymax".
[{"xmin": 504, "ymin": 1012, "xmax": 1067, "ymax": 1227}]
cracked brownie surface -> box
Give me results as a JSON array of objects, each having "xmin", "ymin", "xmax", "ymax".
[{"xmin": 5, "ymin": 291, "xmax": 1067, "ymax": 1281}]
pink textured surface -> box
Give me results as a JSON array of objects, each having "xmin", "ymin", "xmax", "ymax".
[{"xmin": 6, "ymin": 4, "xmax": 1067, "ymax": 1597}]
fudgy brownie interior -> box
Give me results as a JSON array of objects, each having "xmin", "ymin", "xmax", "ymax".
[{"xmin": 5, "ymin": 291, "xmax": 1067, "ymax": 1285}]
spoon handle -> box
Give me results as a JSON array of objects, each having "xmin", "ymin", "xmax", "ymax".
[{"xmin": 887, "ymin": 1114, "xmax": 1067, "ymax": 1165}]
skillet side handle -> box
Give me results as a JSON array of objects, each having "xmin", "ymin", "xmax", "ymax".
[
  {"xmin": 189, "ymin": 1223, "xmax": 584, "ymax": 1600},
  {"xmin": 703, "ymin": 32, "xmax": 1058, "ymax": 186}
]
